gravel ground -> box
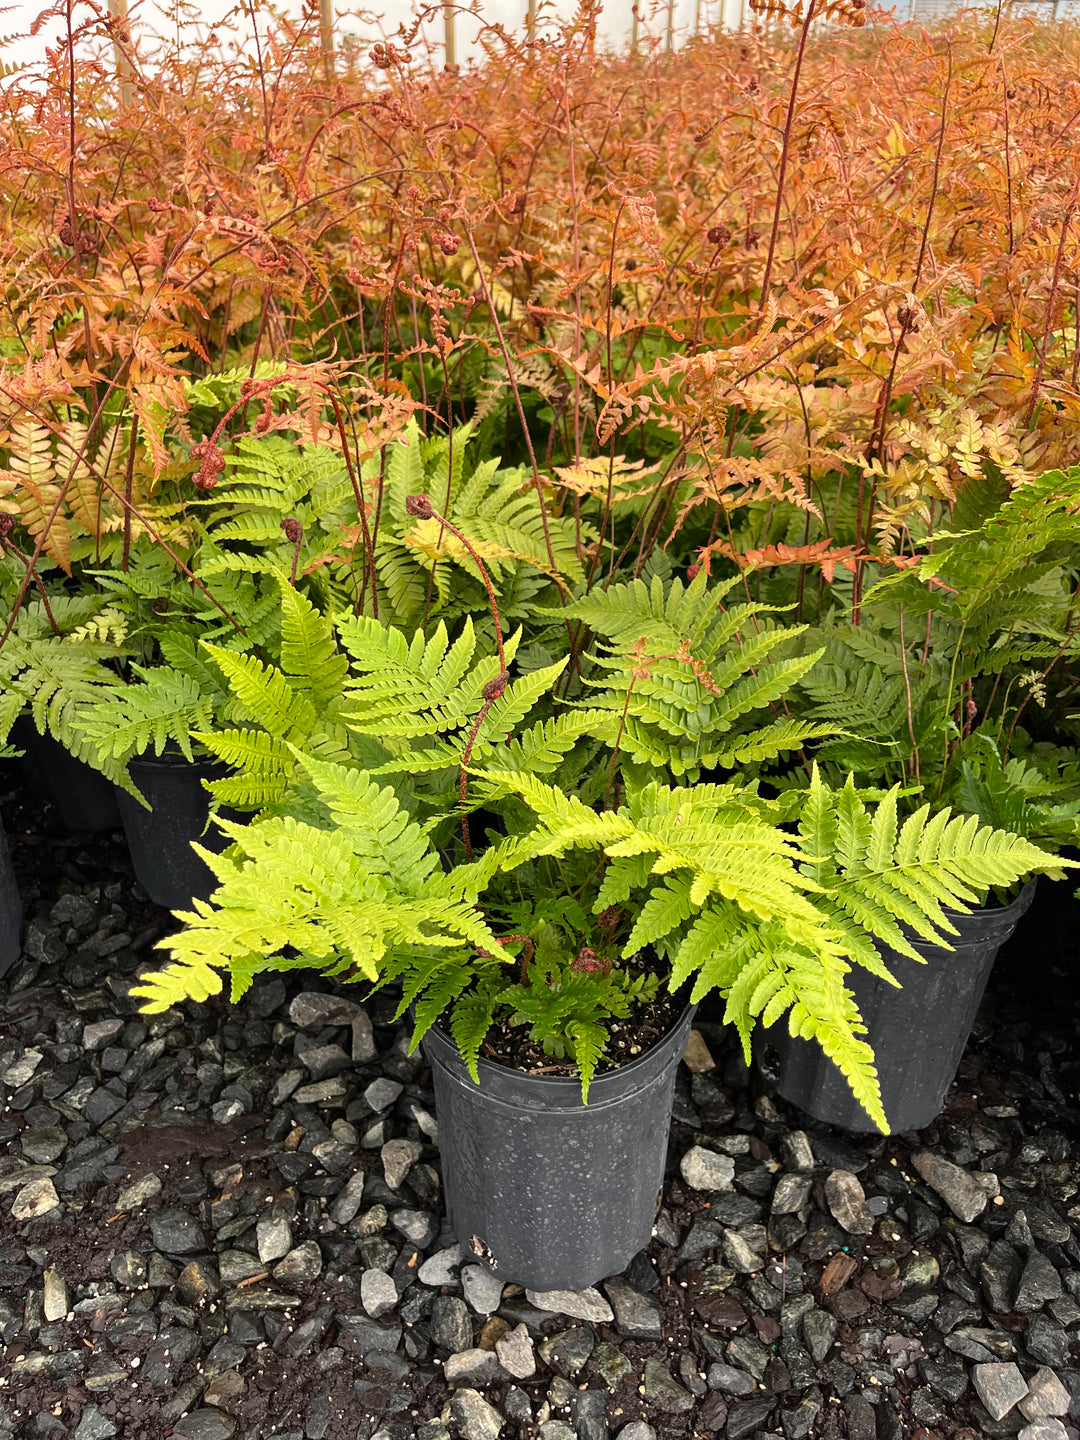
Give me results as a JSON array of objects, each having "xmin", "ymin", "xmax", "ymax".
[{"xmin": 2, "ymin": 766, "xmax": 1079, "ymax": 1440}]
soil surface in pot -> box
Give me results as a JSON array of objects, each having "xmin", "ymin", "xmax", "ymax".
[{"xmin": 479, "ymin": 954, "xmax": 688, "ymax": 1077}]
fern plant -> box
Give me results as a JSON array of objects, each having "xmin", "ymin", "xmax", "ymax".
[
  {"xmin": 128, "ymin": 564, "xmax": 1072, "ymax": 1127},
  {"xmin": 792, "ymin": 466, "xmax": 1080, "ymax": 859}
]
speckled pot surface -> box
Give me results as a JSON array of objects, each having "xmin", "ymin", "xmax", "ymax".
[
  {"xmin": 114, "ymin": 752, "xmax": 231, "ymax": 911},
  {"xmin": 423, "ymin": 1001, "xmax": 696, "ymax": 1291},
  {"xmin": 772, "ymin": 881, "xmax": 1038, "ymax": 1134},
  {"xmin": 14, "ymin": 717, "xmax": 121, "ymax": 832}
]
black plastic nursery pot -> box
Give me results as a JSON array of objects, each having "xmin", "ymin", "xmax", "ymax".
[
  {"xmin": 422, "ymin": 1002, "xmax": 696, "ymax": 1292},
  {"xmin": 771, "ymin": 881, "xmax": 1038, "ymax": 1135},
  {"xmin": 13, "ymin": 717, "xmax": 121, "ymax": 832},
  {"xmin": 0, "ymin": 818, "xmax": 22, "ymax": 978},
  {"xmin": 114, "ymin": 752, "xmax": 232, "ymax": 912}
]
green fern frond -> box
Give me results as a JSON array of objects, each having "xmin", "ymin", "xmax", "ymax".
[{"xmin": 450, "ymin": 981, "xmax": 502, "ymax": 1083}]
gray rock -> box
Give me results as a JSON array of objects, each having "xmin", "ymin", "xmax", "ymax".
[
  {"xmin": 300, "ymin": 1043, "xmax": 352, "ymax": 1081},
  {"xmin": 724, "ymin": 1396, "xmax": 776, "ymax": 1440},
  {"xmin": 175, "ymin": 1259, "xmax": 221, "ymax": 1307},
  {"xmin": 288, "ymin": 990, "xmax": 364, "ymax": 1027},
  {"xmin": 727, "ymin": 1333, "xmax": 769, "ymax": 1380},
  {"xmin": 83, "ymin": 1018, "xmax": 124, "ymax": 1052},
  {"xmin": 1026, "ymin": 1316, "xmax": 1072, "ymax": 1369},
  {"xmin": 42, "ymin": 1267, "xmax": 68, "ymax": 1321},
  {"xmin": 329, "ymin": 1170, "xmax": 367, "ymax": 1225},
  {"xmin": 593, "ymin": 1342, "xmax": 633, "ymax": 1391},
  {"xmin": 73, "ymin": 1405, "xmax": 117, "ymax": 1440},
  {"xmin": 114, "ymin": 1174, "xmax": 162, "ymax": 1212},
  {"xmin": 973, "ymin": 1362, "xmax": 1030, "ymax": 1421},
  {"xmin": 364, "ymin": 1077, "xmax": 404, "ymax": 1112},
  {"xmin": 292, "ymin": 1077, "xmax": 347, "ymax": 1105},
  {"xmin": 802, "ymin": 1306, "xmax": 837, "ymax": 1363},
  {"xmin": 352, "ymin": 1012, "xmax": 377, "ymax": 1063},
  {"xmin": 390, "ymin": 1207, "xmax": 439, "ymax": 1248},
  {"xmin": 172, "ymin": 1411, "xmax": 237, "ymax": 1440},
  {"xmin": 51, "ymin": 893, "xmax": 96, "ymax": 929},
  {"xmin": 149, "ymin": 1208, "xmax": 205, "ymax": 1256},
  {"xmin": 824, "ymin": 1170, "xmax": 874, "ymax": 1235},
  {"xmin": 538, "ymin": 1325, "xmax": 595, "ymax": 1377},
  {"xmin": 20, "ymin": 1126, "xmax": 67, "ymax": 1164},
  {"xmin": 419, "ymin": 1244, "xmax": 463, "ymax": 1287},
  {"xmin": 781, "ymin": 1131, "xmax": 815, "ymax": 1171},
  {"xmin": 706, "ymin": 1362, "xmax": 756, "ymax": 1395},
  {"xmin": 272, "ymin": 1240, "xmax": 322, "ymax": 1283},
  {"xmin": 1019, "ymin": 1424, "xmax": 1069, "ymax": 1440},
  {"xmin": 256, "ymin": 1214, "xmax": 292, "ymax": 1264},
  {"xmin": 603, "ymin": 1279, "xmax": 663, "ymax": 1340},
  {"xmin": 1016, "ymin": 1251, "xmax": 1064, "ymax": 1311},
  {"xmin": 982, "ymin": 1240, "xmax": 1024, "ymax": 1313},
  {"xmin": 219, "ymin": 1251, "xmax": 266, "ymax": 1287},
  {"xmin": 642, "ymin": 1358, "xmax": 695, "ymax": 1413},
  {"xmin": 110, "ymin": 1251, "xmax": 148, "ymax": 1287},
  {"xmin": 772, "ymin": 1172, "xmax": 812, "ymax": 1215},
  {"xmin": 680, "ymin": 1145, "xmax": 735, "ymax": 1192},
  {"xmin": 722, "ymin": 1230, "xmax": 762, "ymax": 1273},
  {"xmin": 526, "ymin": 1287, "xmax": 613, "ymax": 1323},
  {"xmin": 912, "ymin": 1151, "xmax": 987, "ymax": 1223},
  {"xmin": 11, "ymin": 1176, "xmax": 60, "ymax": 1220},
  {"xmin": 270, "ymin": 1070, "xmax": 304, "ymax": 1106},
  {"xmin": 1020, "ymin": 1369, "xmax": 1071, "ymax": 1420},
  {"xmin": 902, "ymin": 1251, "xmax": 940, "ymax": 1289},
  {"xmin": 570, "ymin": 1390, "xmax": 608, "ymax": 1440},
  {"xmin": 382, "ymin": 1137, "xmax": 422, "ymax": 1189},
  {"xmin": 361, "ymin": 1268, "xmax": 398, "ymax": 1318},
  {"xmin": 495, "ymin": 1323, "xmax": 536, "ymax": 1379},
  {"xmin": 461, "ymin": 1264, "xmax": 504, "ymax": 1315},
  {"xmin": 3, "ymin": 1048, "xmax": 43, "ymax": 1087},
  {"xmin": 539, "ymin": 1426, "xmax": 575, "ymax": 1440},
  {"xmin": 614, "ymin": 1427, "xmax": 655, "ymax": 1440},
  {"xmin": 431, "ymin": 1295, "xmax": 473, "ymax": 1352},
  {"xmin": 444, "ymin": 1348, "xmax": 506, "ymax": 1386}
]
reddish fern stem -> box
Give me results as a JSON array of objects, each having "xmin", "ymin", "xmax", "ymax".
[{"xmin": 758, "ymin": 0, "xmax": 818, "ymax": 315}]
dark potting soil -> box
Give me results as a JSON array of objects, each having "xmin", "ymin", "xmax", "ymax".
[
  {"xmin": 2, "ymin": 760, "xmax": 1080, "ymax": 1440},
  {"xmin": 479, "ymin": 956, "xmax": 689, "ymax": 1078}
]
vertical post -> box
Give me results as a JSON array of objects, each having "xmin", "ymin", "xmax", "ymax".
[
  {"xmin": 527, "ymin": 0, "xmax": 537, "ymax": 47},
  {"xmin": 319, "ymin": 0, "xmax": 335, "ymax": 80},
  {"xmin": 106, "ymin": 0, "xmax": 135, "ymax": 106},
  {"xmin": 907, "ymin": 0, "xmax": 916, "ymax": 18},
  {"xmin": 444, "ymin": 3, "xmax": 457, "ymax": 67},
  {"xmin": 694, "ymin": 0, "xmax": 702, "ymax": 32},
  {"xmin": 665, "ymin": 0, "xmax": 675, "ymax": 48},
  {"xmin": 631, "ymin": 0, "xmax": 639, "ymax": 50}
]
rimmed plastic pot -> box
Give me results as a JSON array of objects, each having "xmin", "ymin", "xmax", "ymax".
[
  {"xmin": 0, "ymin": 819, "xmax": 22, "ymax": 977},
  {"xmin": 770, "ymin": 882, "xmax": 1038, "ymax": 1134},
  {"xmin": 422, "ymin": 1002, "xmax": 696, "ymax": 1291},
  {"xmin": 14, "ymin": 717, "xmax": 121, "ymax": 832},
  {"xmin": 114, "ymin": 752, "xmax": 233, "ymax": 911}
]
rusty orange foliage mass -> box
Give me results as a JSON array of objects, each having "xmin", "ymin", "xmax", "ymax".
[{"xmin": 0, "ymin": 0, "xmax": 1077, "ymax": 608}]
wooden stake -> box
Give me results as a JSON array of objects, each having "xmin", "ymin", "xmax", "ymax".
[
  {"xmin": 106, "ymin": 0, "xmax": 134, "ymax": 107},
  {"xmin": 319, "ymin": 0, "xmax": 334, "ymax": 80},
  {"xmin": 444, "ymin": 3, "xmax": 457, "ymax": 67}
]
